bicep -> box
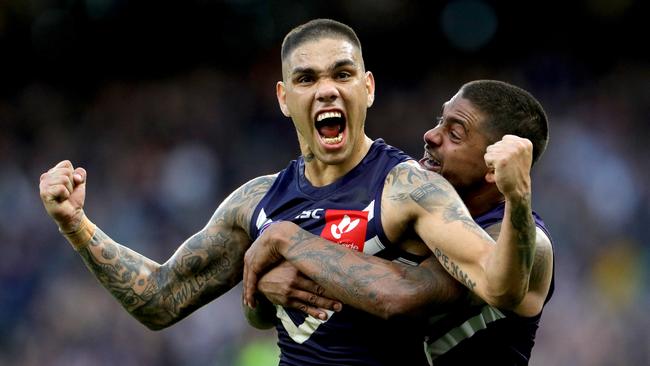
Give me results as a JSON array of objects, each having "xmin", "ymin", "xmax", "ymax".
[
  {"xmin": 381, "ymin": 163, "xmax": 493, "ymax": 298},
  {"xmin": 163, "ymin": 175, "xmax": 275, "ymax": 308}
]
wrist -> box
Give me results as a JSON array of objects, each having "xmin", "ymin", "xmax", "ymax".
[
  {"xmin": 503, "ymin": 181, "xmax": 531, "ymax": 203},
  {"xmin": 60, "ymin": 214, "xmax": 96, "ymax": 251}
]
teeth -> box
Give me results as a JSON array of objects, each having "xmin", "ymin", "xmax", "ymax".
[
  {"xmin": 317, "ymin": 111, "xmax": 342, "ymax": 121},
  {"xmin": 322, "ymin": 133, "xmax": 343, "ymax": 144}
]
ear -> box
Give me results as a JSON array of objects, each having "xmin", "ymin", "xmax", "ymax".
[
  {"xmin": 276, "ymin": 81, "xmax": 290, "ymax": 117},
  {"xmin": 365, "ymin": 71, "xmax": 376, "ymax": 108}
]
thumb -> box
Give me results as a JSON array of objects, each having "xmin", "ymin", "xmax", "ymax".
[
  {"xmin": 73, "ymin": 167, "xmax": 87, "ymax": 186},
  {"xmin": 485, "ymin": 170, "xmax": 496, "ymax": 184}
]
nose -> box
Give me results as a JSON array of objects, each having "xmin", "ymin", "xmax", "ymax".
[
  {"xmin": 315, "ymin": 79, "xmax": 340, "ymax": 103},
  {"xmin": 423, "ymin": 126, "xmax": 442, "ymax": 147}
]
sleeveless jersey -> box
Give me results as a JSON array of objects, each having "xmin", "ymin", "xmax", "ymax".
[
  {"xmin": 425, "ymin": 202, "xmax": 555, "ymax": 365},
  {"xmin": 250, "ymin": 139, "xmax": 429, "ymax": 366}
]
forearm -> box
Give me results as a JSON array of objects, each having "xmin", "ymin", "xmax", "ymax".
[
  {"xmin": 487, "ymin": 193, "xmax": 536, "ymax": 307},
  {"xmin": 76, "ymin": 223, "xmax": 246, "ymax": 330},
  {"xmin": 275, "ymin": 225, "xmax": 463, "ymax": 319},
  {"xmin": 75, "ymin": 226, "xmax": 178, "ymax": 329}
]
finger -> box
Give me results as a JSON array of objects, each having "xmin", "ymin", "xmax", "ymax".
[
  {"xmin": 243, "ymin": 260, "xmax": 259, "ymax": 308},
  {"xmin": 294, "ymin": 277, "xmax": 342, "ymax": 311},
  {"xmin": 55, "ymin": 160, "xmax": 73, "ymax": 169},
  {"xmin": 47, "ymin": 184, "xmax": 71, "ymax": 202},
  {"xmin": 242, "ymin": 256, "xmax": 252, "ymax": 307},
  {"xmin": 484, "ymin": 152, "xmax": 496, "ymax": 168},
  {"xmin": 49, "ymin": 160, "xmax": 72, "ymax": 173},
  {"xmin": 292, "ymin": 288, "xmax": 342, "ymax": 312},
  {"xmin": 286, "ymin": 300, "xmax": 329, "ymax": 320},
  {"xmin": 49, "ymin": 173, "xmax": 75, "ymax": 196}
]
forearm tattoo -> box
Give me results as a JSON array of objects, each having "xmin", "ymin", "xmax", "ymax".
[
  {"xmin": 77, "ymin": 175, "xmax": 274, "ymax": 329},
  {"xmin": 283, "ymin": 230, "xmax": 395, "ymax": 304},
  {"xmin": 281, "ymin": 229, "xmax": 456, "ymax": 315},
  {"xmin": 510, "ymin": 195, "xmax": 536, "ymax": 270},
  {"xmin": 433, "ymin": 247, "xmax": 476, "ymax": 291}
]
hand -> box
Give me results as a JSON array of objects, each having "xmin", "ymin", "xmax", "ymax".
[
  {"xmin": 484, "ymin": 135, "xmax": 533, "ymax": 199},
  {"xmin": 259, "ymin": 262, "xmax": 342, "ymax": 320},
  {"xmin": 39, "ymin": 160, "xmax": 87, "ymax": 233},
  {"xmin": 243, "ymin": 222, "xmax": 290, "ymax": 308}
]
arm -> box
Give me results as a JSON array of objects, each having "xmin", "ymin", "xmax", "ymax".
[
  {"xmin": 484, "ymin": 224, "xmax": 554, "ymax": 317},
  {"xmin": 383, "ymin": 136, "xmax": 536, "ymax": 309},
  {"xmin": 243, "ymin": 261, "xmax": 343, "ymax": 328},
  {"xmin": 40, "ymin": 160, "xmax": 274, "ymax": 330},
  {"xmin": 243, "ymin": 224, "xmax": 465, "ymax": 320}
]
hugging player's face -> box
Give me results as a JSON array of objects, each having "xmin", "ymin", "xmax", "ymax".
[
  {"xmin": 277, "ymin": 37, "xmax": 375, "ymax": 167},
  {"xmin": 420, "ymin": 91, "xmax": 492, "ymax": 196}
]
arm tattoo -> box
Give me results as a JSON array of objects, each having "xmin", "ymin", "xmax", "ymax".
[
  {"xmin": 387, "ymin": 163, "xmax": 491, "ymax": 240},
  {"xmin": 529, "ymin": 232, "xmax": 551, "ymax": 286},
  {"xmin": 281, "ymin": 229, "xmax": 462, "ymax": 317},
  {"xmin": 284, "ymin": 230, "xmax": 393, "ymax": 302},
  {"xmin": 509, "ymin": 194, "xmax": 536, "ymax": 270},
  {"xmin": 76, "ymin": 175, "xmax": 275, "ymax": 330},
  {"xmin": 433, "ymin": 247, "xmax": 476, "ymax": 291}
]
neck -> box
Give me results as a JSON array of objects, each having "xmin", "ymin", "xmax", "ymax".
[
  {"xmin": 304, "ymin": 136, "xmax": 374, "ymax": 187},
  {"xmin": 460, "ymin": 184, "xmax": 504, "ymax": 218}
]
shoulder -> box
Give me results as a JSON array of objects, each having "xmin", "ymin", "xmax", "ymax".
[
  {"xmin": 238, "ymin": 174, "xmax": 278, "ymax": 196},
  {"xmin": 385, "ymin": 161, "xmax": 452, "ymax": 192},
  {"xmin": 218, "ymin": 174, "xmax": 278, "ymax": 234},
  {"xmin": 383, "ymin": 161, "xmax": 458, "ymax": 208}
]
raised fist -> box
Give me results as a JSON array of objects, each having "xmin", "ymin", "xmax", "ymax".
[
  {"xmin": 484, "ymin": 135, "xmax": 533, "ymax": 199},
  {"xmin": 39, "ymin": 160, "xmax": 87, "ymax": 233}
]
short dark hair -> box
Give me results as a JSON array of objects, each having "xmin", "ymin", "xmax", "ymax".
[
  {"xmin": 281, "ymin": 19, "xmax": 363, "ymax": 65},
  {"xmin": 460, "ymin": 80, "xmax": 549, "ymax": 165}
]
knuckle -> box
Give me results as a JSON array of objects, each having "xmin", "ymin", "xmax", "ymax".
[{"xmin": 315, "ymin": 285, "xmax": 325, "ymax": 295}]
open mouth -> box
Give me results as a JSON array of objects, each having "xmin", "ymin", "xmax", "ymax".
[
  {"xmin": 315, "ymin": 111, "xmax": 346, "ymax": 145},
  {"xmin": 419, "ymin": 151, "xmax": 442, "ymax": 172}
]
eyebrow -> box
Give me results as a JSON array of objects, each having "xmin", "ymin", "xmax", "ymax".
[{"xmin": 290, "ymin": 58, "xmax": 357, "ymax": 77}]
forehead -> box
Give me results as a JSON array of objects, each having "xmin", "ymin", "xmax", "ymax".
[
  {"xmin": 442, "ymin": 92, "xmax": 486, "ymax": 131},
  {"xmin": 283, "ymin": 37, "xmax": 361, "ymax": 74}
]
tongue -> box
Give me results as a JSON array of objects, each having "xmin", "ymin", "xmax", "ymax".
[{"xmin": 319, "ymin": 125, "xmax": 340, "ymax": 138}]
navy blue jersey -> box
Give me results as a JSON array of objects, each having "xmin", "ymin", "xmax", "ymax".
[
  {"xmin": 425, "ymin": 202, "xmax": 555, "ymax": 365},
  {"xmin": 250, "ymin": 139, "xmax": 430, "ymax": 366}
]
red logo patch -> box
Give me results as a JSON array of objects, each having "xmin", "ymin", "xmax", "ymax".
[{"xmin": 320, "ymin": 209, "xmax": 368, "ymax": 252}]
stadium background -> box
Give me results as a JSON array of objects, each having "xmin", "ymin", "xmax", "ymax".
[{"xmin": 1, "ymin": 0, "xmax": 648, "ymax": 365}]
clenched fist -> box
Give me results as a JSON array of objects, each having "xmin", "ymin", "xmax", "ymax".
[
  {"xmin": 39, "ymin": 160, "xmax": 88, "ymax": 233},
  {"xmin": 484, "ymin": 135, "xmax": 533, "ymax": 200}
]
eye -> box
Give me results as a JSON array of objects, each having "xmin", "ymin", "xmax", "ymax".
[
  {"xmin": 449, "ymin": 130, "xmax": 462, "ymax": 141},
  {"xmin": 297, "ymin": 75, "xmax": 314, "ymax": 84},
  {"xmin": 336, "ymin": 71, "xmax": 351, "ymax": 80}
]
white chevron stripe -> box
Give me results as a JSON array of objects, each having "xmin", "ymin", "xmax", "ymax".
[
  {"xmin": 363, "ymin": 200, "xmax": 374, "ymax": 221},
  {"xmin": 363, "ymin": 235, "xmax": 385, "ymax": 255},
  {"xmin": 256, "ymin": 208, "xmax": 270, "ymax": 229},
  {"xmin": 275, "ymin": 305, "xmax": 334, "ymax": 344},
  {"xmin": 426, "ymin": 305, "xmax": 505, "ymax": 360}
]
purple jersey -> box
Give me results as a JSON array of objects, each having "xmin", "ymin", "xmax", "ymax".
[
  {"xmin": 425, "ymin": 202, "xmax": 555, "ymax": 365},
  {"xmin": 250, "ymin": 139, "xmax": 429, "ymax": 366}
]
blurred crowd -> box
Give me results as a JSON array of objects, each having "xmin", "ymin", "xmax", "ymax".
[{"xmin": 1, "ymin": 1, "xmax": 649, "ymax": 365}]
